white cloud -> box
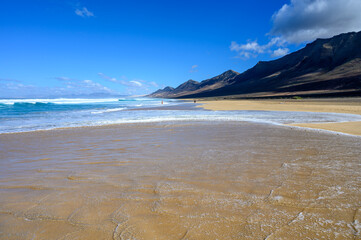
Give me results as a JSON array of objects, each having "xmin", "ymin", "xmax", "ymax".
[
  {"xmin": 230, "ymin": 41, "xmax": 263, "ymax": 53},
  {"xmin": 271, "ymin": 0, "xmax": 361, "ymax": 43},
  {"xmin": 99, "ymin": 72, "xmax": 140, "ymax": 87},
  {"xmin": 0, "ymin": 81, "xmax": 38, "ymax": 98},
  {"xmin": 230, "ymin": 37, "xmax": 287, "ymax": 59},
  {"xmin": 129, "ymin": 80, "xmax": 142, "ymax": 87},
  {"xmin": 231, "ymin": 0, "xmax": 361, "ymax": 59},
  {"xmin": 149, "ymin": 81, "xmax": 158, "ymax": 87},
  {"xmin": 0, "ymin": 78, "xmax": 21, "ymax": 83},
  {"xmin": 55, "ymin": 76, "xmax": 71, "ymax": 81},
  {"xmin": 82, "ymin": 79, "xmax": 112, "ymax": 92},
  {"xmin": 55, "ymin": 77, "xmax": 114, "ymax": 94},
  {"xmin": 98, "ymin": 73, "xmax": 158, "ymax": 94},
  {"xmin": 0, "ymin": 76, "xmax": 117, "ymax": 98},
  {"xmin": 272, "ymin": 48, "xmax": 290, "ymax": 57},
  {"xmin": 230, "ymin": 41, "xmax": 263, "ymax": 58},
  {"xmin": 189, "ymin": 65, "xmax": 199, "ymax": 73},
  {"xmin": 75, "ymin": 7, "xmax": 94, "ymax": 17},
  {"xmin": 2, "ymin": 82, "xmax": 27, "ymax": 90},
  {"xmin": 97, "ymin": 73, "xmax": 117, "ymax": 82}
]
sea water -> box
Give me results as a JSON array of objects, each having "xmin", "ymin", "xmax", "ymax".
[{"xmin": 1, "ymin": 97, "xmax": 361, "ymax": 133}]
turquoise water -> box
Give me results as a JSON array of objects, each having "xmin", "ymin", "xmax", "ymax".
[{"xmin": 1, "ymin": 97, "xmax": 361, "ymax": 134}]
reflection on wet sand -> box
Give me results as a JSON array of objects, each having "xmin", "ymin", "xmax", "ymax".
[{"xmin": 0, "ymin": 122, "xmax": 360, "ymax": 239}]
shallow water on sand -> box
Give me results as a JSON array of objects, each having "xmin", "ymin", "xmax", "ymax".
[
  {"xmin": 0, "ymin": 122, "xmax": 361, "ymax": 239},
  {"xmin": 2, "ymin": 97, "xmax": 361, "ymax": 134}
]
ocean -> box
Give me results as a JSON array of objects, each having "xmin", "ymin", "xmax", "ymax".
[{"xmin": 1, "ymin": 97, "xmax": 361, "ymax": 134}]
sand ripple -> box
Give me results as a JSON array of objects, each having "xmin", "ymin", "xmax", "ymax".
[{"xmin": 0, "ymin": 122, "xmax": 360, "ymax": 239}]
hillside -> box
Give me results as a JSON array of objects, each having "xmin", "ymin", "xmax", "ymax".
[
  {"xmin": 148, "ymin": 70, "xmax": 239, "ymax": 98},
  {"xmin": 148, "ymin": 31, "xmax": 361, "ymax": 98}
]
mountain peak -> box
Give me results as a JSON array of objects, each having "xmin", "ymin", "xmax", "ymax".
[
  {"xmin": 172, "ymin": 79, "xmax": 200, "ymax": 93},
  {"xmin": 218, "ymin": 69, "xmax": 239, "ymax": 77},
  {"xmin": 184, "ymin": 79, "xmax": 199, "ymax": 84},
  {"xmin": 163, "ymin": 86, "xmax": 174, "ymax": 91},
  {"xmin": 224, "ymin": 69, "xmax": 239, "ymax": 74}
]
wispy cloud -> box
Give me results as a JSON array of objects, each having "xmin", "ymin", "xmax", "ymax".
[
  {"xmin": 98, "ymin": 73, "xmax": 154, "ymax": 88},
  {"xmin": 75, "ymin": 7, "xmax": 94, "ymax": 17},
  {"xmin": 230, "ymin": 41, "xmax": 262, "ymax": 59},
  {"xmin": 129, "ymin": 80, "xmax": 142, "ymax": 87},
  {"xmin": 97, "ymin": 73, "xmax": 117, "ymax": 82},
  {"xmin": 230, "ymin": 37, "xmax": 287, "ymax": 59},
  {"xmin": 98, "ymin": 73, "xmax": 158, "ymax": 95},
  {"xmin": 0, "ymin": 78, "xmax": 21, "ymax": 83},
  {"xmin": 149, "ymin": 81, "xmax": 158, "ymax": 87},
  {"xmin": 189, "ymin": 65, "xmax": 199, "ymax": 73},
  {"xmin": 0, "ymin": 75, "xmax": 117, "ymax": 98},
  {"xmin": 0, "ymin": 82, "xmax": 30, "ymax": 90},
  {"xmin": 272, "ymin": 48, "xmax": 290, "ymax": 57},
  {"xmin": 0, "ymin": 78, "xmax": 41, "ymax": 98},
  {"xmin": 55, "ymin": 77, "xmax": 115, "ymax": 94},
  {"xmin": 82, "ymin": 79, "xmax": 112, "ymax": 92},
  {"xmin": 55, "ymin": 76, "xmax": 72, "ymax": 81},
  {"xmin": 98, "ymin": 73, "xmax": 131, "ymax": 86}
]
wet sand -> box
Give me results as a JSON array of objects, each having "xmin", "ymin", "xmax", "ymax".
[
  {"xmin": 197, "ymin": 98, "xmax": 361, "ymax": 135},
  {"xmin": 288, "ymin": 121, "xmax": 361, "ymax": 136},
  {"xmin": 0, "ymin": 122, "xmax": 360, "ymax": 239}
]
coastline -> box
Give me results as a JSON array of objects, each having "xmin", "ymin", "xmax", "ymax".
[{"xmin": 196, "ymin": 98, "xmax": 361, "ymax": 135}]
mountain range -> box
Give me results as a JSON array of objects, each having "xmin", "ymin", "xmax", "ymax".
[{"xmin": 148, "ymin": 31, "xmax": 361, "ymax": 98}]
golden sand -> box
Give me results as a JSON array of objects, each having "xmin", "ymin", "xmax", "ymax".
[
  {"xmin": 0, "ymin": 123, "xmax": 360, "ymax": 239},
  {"xmin": 197, "ymin": 98, "xmax": 361, "ymax": 135},
  {"xmin": 289, "ymin": 121, "xmax": 361, "ymax": 136}
]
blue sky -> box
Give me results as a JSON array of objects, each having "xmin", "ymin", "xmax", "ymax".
[{"xmin": 1, "ymin": 0, "xmax": 361, "ymax": 98}]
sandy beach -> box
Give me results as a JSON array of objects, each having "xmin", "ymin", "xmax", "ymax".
[
  {"xmin": 1, "ymin": 121, "xmax": 361, "ymax": 239},
  {"xmin": 197, "ymin": 98, "xmax": 361, "ymax": 135}
]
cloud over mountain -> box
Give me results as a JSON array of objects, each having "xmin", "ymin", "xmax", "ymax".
[
  {"xmin": 271, "ymin": 0, "xmax": 361, "ymax": 43},
  {"xmin": 231, "ymin": 0, "xmax": 361, "ymax": 59},
  {"xmin": 230, "ymin": 37, "xmax": 288, "ymax": 59}
]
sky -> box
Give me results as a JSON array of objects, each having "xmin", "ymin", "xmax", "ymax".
[{"xmin": 1, "ymin": 0, "xmax": 361, "ymax": 98}]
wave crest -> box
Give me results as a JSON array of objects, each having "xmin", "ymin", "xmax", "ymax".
[{"xmin": 91, "ymin": 107, "xmax": 126, "ymax": 114}]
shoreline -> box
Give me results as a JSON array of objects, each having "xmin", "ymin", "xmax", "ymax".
[
  {"xmin": 1, "ymin": 97, "xmax": 361, "ymax": 136},
  {"xmin": 196, "ymin": 98, "xmax": 361, "ymax": 136}
]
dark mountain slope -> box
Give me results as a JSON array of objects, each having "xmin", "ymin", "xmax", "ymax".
[
  {"xmin": 148, "ymin": 70, "xmax": 239, "ymax": 98},
  {"xmin": 150, "ymin": 86, "xmax": 174, "ymax": 97},
  {"xmin": 149, "ymin": 31, "xmax": 361, "ymax": 98}
]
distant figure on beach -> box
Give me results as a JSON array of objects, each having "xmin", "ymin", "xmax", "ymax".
[
  {"xmin": 194, "ymin": 100, "xmax": 196, "ymax": 103},
  {"xmin": 161, "ymin": 100, "xmax": 163, "ymax": 104}
]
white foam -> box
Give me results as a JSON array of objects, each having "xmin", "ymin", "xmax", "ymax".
[
  {"xmin": 296, "ymin": 212, "xmax": 304, "ymax": 221},
  {"xmin": 273, "ymin": 196, "xmax": 283, "ymax": 201},
  {"xmin": 91, "ymin": 108, "xmax": 126, "ymax": 114},
  {"xmin": 353, "ymin": 219, "xmax": 361, "ymax": 235},
  {"xmin": 88, "ymin": 114, "xmax": 257, "ymax": 126},
  {"xmin": 0, "ymin": 98, "xmax": 121, "ymax": 105},
  {"xmin": 2, "ymin": 99, "xmax": 361, "ymax": 135}
]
